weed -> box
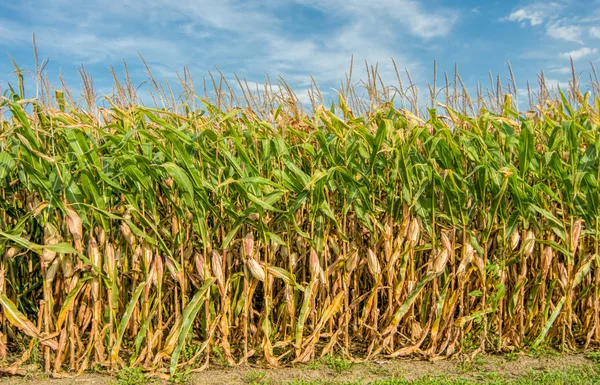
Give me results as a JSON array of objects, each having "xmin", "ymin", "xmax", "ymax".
[
  {"xmin": 113, "ymin": 367, "xmax": 149, "ymax": 385},
  {"xmin": 527, "ymin": 345, "xmax": 559, "ymax": 358},
  {"xmin": 585, "ymin": 351, "xmax": 600, "ymax": 363},
  {"xmin": 212, "ymin": 346, "xmax": 229, "ymax": 367},
  {"xmin": 322, "ymin": 355, "xmax": 353, "ymax": 374},
  {"xmin": 170, "ymin": 369, "xmax": 192, "ymax": 384},
  {"xmin": 244, "ymin": 370, "xmax": 270, "ymax": 384}
]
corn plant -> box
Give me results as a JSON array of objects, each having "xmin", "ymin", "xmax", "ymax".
[{"xmin": 0, "ymin": 59, "xmax": 599, "ymax": 377}]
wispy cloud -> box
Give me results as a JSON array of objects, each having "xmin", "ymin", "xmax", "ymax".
[
  {"xmin": 548, "ymin": 66, "xmax": 574, "ymax": 75},
  {"xmin": 542, "ymin": 78, "xmax": 571, "ymax": 89},
  {"xmin": 504, "ymin": 1, "xmax": 600, "ymax": 65},
  {"xmin": 0, "ymin": 0, "xmax": 461, "ymax": 92},
  {"xmin": 2, "ymin": 0, "xmax": 597, "ymax": 109},
  {"xmin": 546, "ymin": 23, "xmax": 583, "ymax": 44},
  {"xmin": 560, "ymin": 47, "xmax": 598, "ymax": 60},
  {"xmin": 251, "ymin": 0, "xmax": 460, "ymax": 88},
  {"xmin": 0, "ymin": 19, "xmax": 32, "ymax": 45},
  {"xmin": 504, "ymin": 2, "xmax": 562, "ymax": 26},
  {"xmin": 290, "ymin": 0, "xmax": 459, "ymax": 39}
]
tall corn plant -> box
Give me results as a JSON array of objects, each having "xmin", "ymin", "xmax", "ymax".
[{"xmin": 0, "ymin": 62, "xmax": 599, "ymax": 377}]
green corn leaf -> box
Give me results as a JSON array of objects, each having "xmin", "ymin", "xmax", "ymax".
[
  {"xmin": 170, "ymin": 278, "xmax": 215, "ymax": 374},
  {"xmin": 110, "ymin": 282, "xmax": 146, "ymax": 362}
]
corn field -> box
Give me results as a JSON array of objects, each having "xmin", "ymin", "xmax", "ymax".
[{"xmin": 1, "ymin": 60, "xmax": 600, "ymax": 377}]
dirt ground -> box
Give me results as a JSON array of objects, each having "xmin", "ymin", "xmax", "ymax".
[{"xmin": 0, "ymin": 353, "xmax": 593, "ymax": 384}]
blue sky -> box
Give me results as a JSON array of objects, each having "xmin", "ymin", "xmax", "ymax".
[{"xmin": 0, "ymin": 0, "xmax": 599, "ymax": 106}]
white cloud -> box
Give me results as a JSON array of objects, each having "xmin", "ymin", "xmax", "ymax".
[
  {"xmin": 147, "ymin": 0, "xmax": 280, "ymax": 33},
  {"xmin": 249, "ymin": 0, "xmax": 458, "ymax": 88},
  {"xmin": 546, "ymin": 23, "xmax": 583, "ymax": 43},
  {"xmin": 0, "ymin": 19, "xmax": 32, "ymax": 45},
  {"xmin": 0, "ymin": 0, "xmax": 461, "ymax": 103},
  {"xmin": 506, "ymin": 9, "xmax": 546, "ymax": 26},
  {"xmin": 505, "ymin": 3, "xmax": 562, "ymax": 26},
  {"xmin": 504, "ymin": 2, "xmax": 600, "ymax": 63},
  {"xmin": 289, "ymin": 0, "xmax": 458, "ymax": 39},
  {"xmin": 517, "ymin": 88, "xmax": 530, "ymax": 99},
  {"xmin": 541, "ymin": 78, "xmax": 570, "ymax": 89},
  {"xmin": 560, "ymin": 47, "xmax": 598, "ymax": 60},
  {"xmin": 548, "ymin": 66, "xmax": 573, "ymax": 75}
]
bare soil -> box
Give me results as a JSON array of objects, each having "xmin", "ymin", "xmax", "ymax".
[{"xmin": 0, "ymin": 353, "xmax": 593, "ymax": 384}]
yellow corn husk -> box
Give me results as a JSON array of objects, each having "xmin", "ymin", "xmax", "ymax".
[
  {"xmin": 510, "ymin": 230, "xmax": 520, "ymax": 251},
  {"xmin": 407, "ymin": 217, "xmax": 420, "ymax": 243},
  {"xmin": 524, "ymin": 230, "xmax": 535, "ymax": 257},
  {"xmin": 147, "ymin": 260, "xmax": 158, "ymax": 287},
  {"xmin": 399, "ymin": 215, "xmax": 410, "ymax": 241},
  {"xmin": 211, "ymin": 250, "xmax": 224, "ymax": 287},
  {"xmin": 541, "ymin": 244, "xmax": 553, "ymax": 278},
  {"xmin": 105, "ymin": 243, "xmax": 116, "ymax": 276},
  {"xmin": 65, "ymin": 206, "xmax": 83, "ymax": 242},
  {"xmin": 430, "ymin": 249, "xmax": 449, "ymax": 275},
  {"xmin": 289, "ymin": 252, "xmax": 298, "ymax": 270},
  {"xmin": 194, "ymin": 252, "xmax": 206, "ymax": 281},
  {"xmin": 120, "ymin": 221, "xmax": 135, "ymax": 246},
  {"xmin": 246, "ymin": 258, "xmax": 265, "ymax": 282},
  {"xmin": 4, "ymin": 247, "xmax": 19, "ymax": 259},
  {"xmin": 172, "ymin": 215, "xmax": 180, "ymax": 237},
  {"xmin": 345, "ymin": 250, "xmax": 358, "ymax": 274},
  {"xmin": 165, "ymin": 255, "xmax": 180, "ymax": 281},
  {"xmin": 572, "ymin": 219, "xmax": 583, "ymax": 255},
  {"xmin": 88, "ymin": 237, "xmax": 101, "ymax": 268},
  {"xmin": 95, "ymin": 227, "xmax": 106, "ymax": 247},
  {"xmin": 42, "ymin": 223, "xmax": 60, "ymax": 265},
  {"xmin": 474, "ymin": 255, "xmax": 485, "ymax": 278},
  {"xmin": 243, "ymin": 232, "xmax": 254, "ymax": 258},
  {"xmin": 0, "ymin": 261, "xmax": 5, "ymax": 294},
  {"xmin": 440, "ymin": 231, "xmax": 452, "ymax": 253},
  {"xmin": 279, "ymin": 245, "xmax": 289, "ymax": 259},
  {"xmin": 155, "ymin": 253, "xmax": 164, "ymax": 285},
  {"xmin": 142, "ymin": 244, "xmax": 153, "ymax": 272},
  {"xmin": 310, "ymin": 248, "xmax": 325, "ymax": 284},
  {"xmin": 60, "ymin": 253, "xmax": 75, "ymax": 279},
  {"xmin": 384, "ymin": 223, "xmax": 393, "ymax": 240},
  {"xmin": 366, "ymin": 248, "xmax": 381, "ymax": 276},
  {"xmin": 46, "ymin": 258, "xmax": 60, "ymax": 283},
  {"xmin": 457, "ymin": 242, "xmax": 475, "ymax": 275},
  {"xmin": 558, "ymin": 263, "xmax": 568, "ymax": 289}
]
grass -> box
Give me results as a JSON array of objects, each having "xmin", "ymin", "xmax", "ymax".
[
  {"xmin": 585, "ymin": 351, "xmax": 600, "ymax": 363},
  {"xmin": 286, "ymin": 365, "xmax": 600, "ymax": 384},
  {"xmin": 113, "ymin": 367, "xmax": 149, "ymax": 385},
  {"xmin": 169, "ymin": 369, "xmax": 192, "ymax": 384},
  {"xmin": 305, "ymin": 355, "xmax": 353, "ymax": 374},
  {"xmin": 322, "ymin": 355, "xmax": 353, "ymax": 374},
  {"xmin": 244, "ymin": 370, "xmax": 270, "ymax": 384},
  {"xmin": 457, "ymin": 356, "xmax": 488, "ymax": 374},
  {"xmin": 527, "ymin": 346, "xmax": 561, "ymax": 359}
]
